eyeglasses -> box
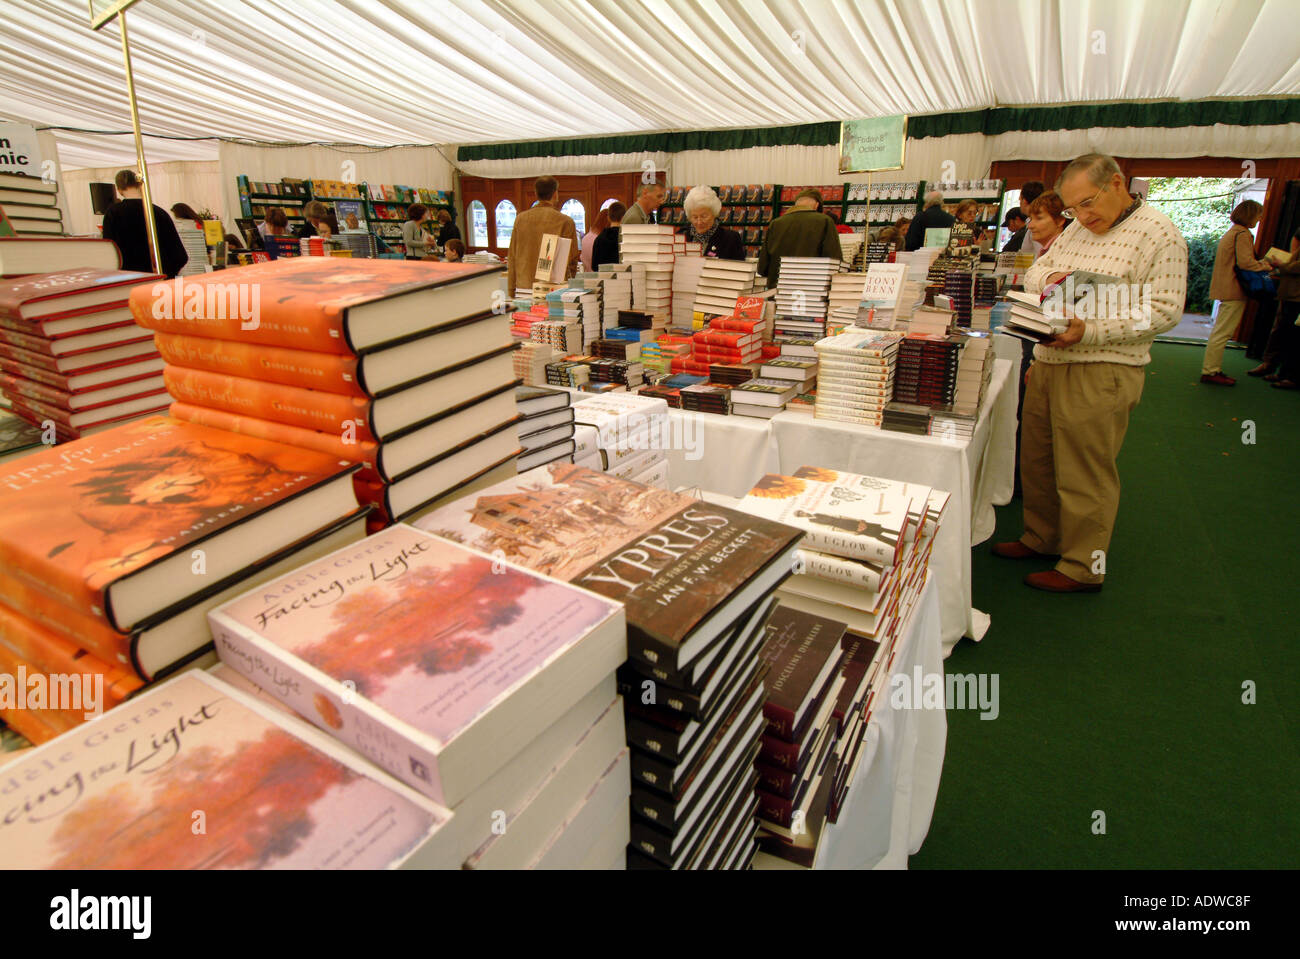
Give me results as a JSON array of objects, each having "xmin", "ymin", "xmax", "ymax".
[{"xmin": 1062, "ymin": 183, "xmax": 1109, "ymax": 219}]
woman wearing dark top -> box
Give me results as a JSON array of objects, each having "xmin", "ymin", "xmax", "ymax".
[
  {"xmin": 436, "ymin": 209, "xmax": 461, "ymax": 247},
  {"xmin": 683, "ymin": 185, "xmax": 745, "ymax": 259},
  {"xmin": 101, "ymin": 170, "xmax": 188, "ymax": 277},
  {"xmin": 591, "ymin": 201, "xmax": 624, "ymax": 270}
]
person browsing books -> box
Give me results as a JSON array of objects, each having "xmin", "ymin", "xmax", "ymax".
[
  {"xmin": 505, "ymin": 175, "xmax": 579, "ymax": 295},
  {"xmin": 435, "ymin": 208, "xmax": 461, "ymax": 247},
  {"xmin": 100, "ymin": 169, "xmax": 189, "ymax": 277},
  {"xmin": 1001, "ymin": 209, "xmax": 1028, "ymax": 252},
  {"xmin": 293, "ymin": 200, "xmax": 328, "ymax": 238},
  {"xmin": 581, "ymin": 206, "xmax": 610, "ymax": 270},
  {"xmin": 590, "ymin": 203, "xmax": 623, "ymax": 270},
  {"xmin": 758, "ymin": 188, "xmax": 842, "ymax": 289},
  {"xmin": 1245, "ymin": 223, "xmax": 1300, "ymax": 380},
  {"xmin": 622, "ymin": 181, "xmax": 665, "ymax": 226},
  {"xmin": 401, "ymin": 203, "xmax": 434, "ymax": 259},
  {"xmin": 904, "ymin": 190, "xmax": 956, "ymax": 251},
  {"xmin": 259, "ymin": 206, "xmax": 289, "ymax": 239},
  {"xmin": 994, "ymin": 153, "xmax": 1187, "ymax": 594},
  {"xmin": 1014, "ymin": 181, "xmax": 1046, "ymax": 257},
  {"xmin": 1201, "ymin": 201, "xmax": 1272, "ymax": 386},
  {"xmin": 1261, "ymin": 243, "xmax": 1300, "ymax": 390},
  {"xmin": 683, "ymin": 185, "xmax": 744, "ymax": 259}
]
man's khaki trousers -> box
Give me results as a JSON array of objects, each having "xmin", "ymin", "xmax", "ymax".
[{"xmin": 1019, "ymin": 361, "xmax": 1145, "ymax": 584}]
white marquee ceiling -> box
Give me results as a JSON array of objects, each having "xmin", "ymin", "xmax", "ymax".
[{"xmin": 1, "ymin": 0, "xmax": 1298, "ymax": 168}]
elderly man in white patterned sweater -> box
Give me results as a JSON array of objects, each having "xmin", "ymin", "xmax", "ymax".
[{"xmin": 993, "ymin": 154, "xmax": 1187, "ymax": 593}]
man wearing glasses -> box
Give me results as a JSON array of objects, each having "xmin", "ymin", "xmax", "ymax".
[{"xmin": 993, "ymin": 154, "xmax": 1187, "ymax": 593}]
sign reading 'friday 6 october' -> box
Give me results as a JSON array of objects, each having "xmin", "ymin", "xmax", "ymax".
[
  {"xmin": 839, "ymin": 114, "xmax": 908, "ymax": 174},
  {"xmin": 0, "ymin": 121, "xmax": 46, "ymax": 179}
]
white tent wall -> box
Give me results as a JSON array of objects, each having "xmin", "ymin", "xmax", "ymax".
[
  {"xmin": 60, "ymin": 160, "xmax": 222, "ymax": 237},
  {"xmin": 217, "ymin": 142, "xmax": 455, "ymax": 231}
]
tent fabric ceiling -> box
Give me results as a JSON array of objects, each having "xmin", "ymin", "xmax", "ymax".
[{"xmin": 2, "ymin": 0, "xmax": 1298, "ymax": 169}]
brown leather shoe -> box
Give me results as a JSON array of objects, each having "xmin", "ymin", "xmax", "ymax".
[
  {"xmin": 1024, "ymin": 570, "xmax": 1102, "ymax": 593},
  {"xmin": 992, "ymin": 541, "xmax": 1057, "ymax": 560}
]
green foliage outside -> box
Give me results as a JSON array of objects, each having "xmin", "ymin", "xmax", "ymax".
[{"xmin": 1146, "ymin": 177, "xmax": 1239, "ymax": 315}]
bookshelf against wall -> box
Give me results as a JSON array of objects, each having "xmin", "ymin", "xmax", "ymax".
[
  {"xmin": 659, "ymin": 184, "xmax": 779, "ymax": 259},
  {"xmin": 236, "ymin": 175, "xmax": 454, "ymax": 255}
]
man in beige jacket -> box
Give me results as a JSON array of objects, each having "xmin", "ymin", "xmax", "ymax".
[{"xmin": 506, "ymin": 176, "xmax": 579, "ymax": 296}]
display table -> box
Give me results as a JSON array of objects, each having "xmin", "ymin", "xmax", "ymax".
[
  {"xmin": 661, "ymin": 408, "xmax": 780, "ymax": 499},
  {"xmin": 768, "ymin": 358, "xmax": 1016, "ymax": 654},
  {"xmin": 754, "ymin": 575, "xmax": 945, "ymax": 870}
]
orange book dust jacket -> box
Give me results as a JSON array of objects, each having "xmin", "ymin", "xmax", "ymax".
[
  {"xmin": 0, "ymin": 672, "xmax": 449, "ymax": 867},
  {"xmin": 0, "ymin": 600, "xmax": 143, "ymax": 704},
  {"xmin": 0, "ymin": 415, "xmax": 355, "ymax": 628},
  {"xmin": 163, "ymin": 365, "xmax": 378, "ymax": 441},
  {"xmin": 0, "ymin": 568, "xmax": 136, "ymax": 668},
  {"xmin": 153, "ymin": 331, "xmax": 366, "ymax": 397},
  {"xmin": 129, "ymin": 257, "xmax": 498, "ymax": 354}
]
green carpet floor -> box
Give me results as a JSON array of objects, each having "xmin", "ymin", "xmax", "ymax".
[{"xmin": 910, "ymin": 343, "xmax": 1299, "ymax": 868}]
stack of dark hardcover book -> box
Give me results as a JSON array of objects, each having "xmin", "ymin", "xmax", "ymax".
[
  {"xmin": 709, "ymin": 363, "xmax": 756, "ymax": 386},
  {"xmin": 637, "ymin": 383, "xmax": 682, "ymax": 408},
  {"xmin": 943, "ymin": 269, "xmax": 973, "ymax": 328},
  {"xmin": 753, "ymin": 605, "xmax": 847, "ymax": 863},
  {"xmin": 587, "ymin": 357, "xmax": 644, "ymax": 390},
  {"xmin": 881, "ymin": 401, "xmax": 933, "ymax": 435},
  {"xmin": 892, "ymin": 333, "xmax": 961, "ymax": 407},
  {"xmin": 618, "ymin": 309, "xmax": 655, "ymax": 329},
  {"xmin": 545, "ymin": 357, "xmax": 591, "ymax": 388},
  {"xmin": 515, "ymin": 385, "xmax": 576, "ymax": 471},
  {"xmin": 415, "ymin": 465, "xmax": 803, "ymax": 870},
  {"xmin": 680, "ymin": 382, "xmax": 732, "ymax": 415},
  {"xmin": 594, "ymin": 338, "xmax": 640, "ymax": 362}
]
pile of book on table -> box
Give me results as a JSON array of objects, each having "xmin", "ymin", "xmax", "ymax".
[
  {"xmin": 132, "ymin": 257, "xmax": 520, "ymax": 530},
  {"xmin": 516, "ymin": 384, "xmax": 576, "ymax": 471},
  {"xmin": 571, "ymin": 390, "xmax": 669, "ymax": 488},
  {"xmin": 414, "ymin": 464, "xmax": 804, "ymax": 869},
  {"xmin": 772, "ymin": 256, "xmax": 836, "ymax": 340},
  {"xmin": 2, "ymin": 520, "xmax": 632, "ymax": 869},
  {"xmin": 0, "ymin": 172, "xmax": 64, "ymax": 237},
  {"xmin": 0, "ymin": 413, "xmax": 371, "ymax": 745},
  {"xmin": 813, "ymin": 329, "xmax": 903, "ymax": 426},
  {"xmin": 736, "ymin": 466, "xmax": 948, "ymax": 658},
  {"xmin": 0, "ymin": 243, "xmax": 169, "ymax": 441},
  {"xmin": 619, "ymin": 225, "xmax": 676, "ymax": 325}
]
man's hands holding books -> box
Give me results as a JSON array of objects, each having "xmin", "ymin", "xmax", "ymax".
[{"xmin": 1045, "ymin": 316, "xmax": 1086, "ymax": 348}]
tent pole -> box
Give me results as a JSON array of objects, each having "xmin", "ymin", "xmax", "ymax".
[{"xmin": 117, "ymin": 10, "xmax": 160, "ymax": 274}]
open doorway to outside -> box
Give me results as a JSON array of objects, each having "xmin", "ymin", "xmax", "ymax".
[{"xmin": 1141, "ymin": 176, "xmax": 1269, "ymax": 341}]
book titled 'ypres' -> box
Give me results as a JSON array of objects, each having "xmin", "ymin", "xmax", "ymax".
[{"xmin": 207, "ymin": 524, "xmax": 626, "ymax": 807}]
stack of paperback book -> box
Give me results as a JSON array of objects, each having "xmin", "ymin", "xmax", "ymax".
[
  {"xmin": 813, "ymin": 329, "xmax": 903, "ymax": 426},
  {"xmin": 132, "ymin": 257, "xmax": 520, "ymax": 529},
  {"xmin": 414, "ymin": 465, "xmax": 803, "ymax": 869},
  {"xmin": 671, "ymin": 249, "xmax": 705, "ymax": 328},
  {"xmin": 0, "ymin": 415, "xmax": 369, "ymax": 742},
  {"xmin": 731, "ymin": 377, "xmax": 798, "ymax": 418},
  {"xmin": 207, "ymin": 523, "xmax": 631, "ymax": 869},
  {"xmin": 619, "ymin": 225, "xmax": 675, "ymax": 325},
  {"xmin": 0, "ymin": 670, "xmax": 464, "ymax": 868},
  {"xmin": 571, "ymin": 391, "xmax": 668, "ymax": 487},
  {"xmin": 828, "ymin": 272, "xmax": 867, "ymax": 320},
  {"xmin": 516, "ymin": 385, "xmax": 576, "ymax": 471},
  {"xmin": 693, "ymin": 259, "xmax": 759, "ymax": 319},
  {"xmin": 772, "ymin": 257, "xmax": 836, "ymax": 340},
  {"xmin": 892, "ymin": 333, "xmax": 962, "ymax": 409},
  {"xmin": 928, "ymin": 330, "xmax": 994, "ymax": 440},
  {"xmin": 546, "ymin": 287, "xmax": 599, "ymax": 348},
  {"xmin": 880, "ymin": 401, "xmax": 933, "ymax": 435},
  {"xmin": 514, "ymin": 339, "xmax": 552, "ymax": 386},
  {"xmin": 943, "ymin": 269, "xmax": 974, "ymax": 328},
  {"xmin": 737, "ymin": 466, "xmax": 948, "ymax": 653},
  {"xmin": 756, "ymin": 355, "xmax": 817, "ymax": 398},
  {"xmin": 0, "ymin": 262, "xmax": 169, "ymax": 441}
]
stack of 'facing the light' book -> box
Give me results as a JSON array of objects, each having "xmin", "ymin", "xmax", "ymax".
[
  {"xmin": 208, "ymin": 523, "xmax": 631, "ymax": 869},
  {"xmin": 515, "ymin": 384, "xmax": 576, "ymax": 471},
  {"xmin": 0, "ymin": 258, "xmax": 170, "ymax": 441},
  {"xmin": 0, "ymin": 415, "xmax": 368, "ymax": 742},
  {"xmin": 414, "ymin": 464, "xmax": 804, "ymax": 869},
  {"xmin": 130, "ymin": 257, "xmax": 521, "ymax": 530}
]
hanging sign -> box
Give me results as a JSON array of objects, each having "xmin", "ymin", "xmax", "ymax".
[{"xmin": 839, "ymin": 115, "xmax": 908, "ymax": 174}]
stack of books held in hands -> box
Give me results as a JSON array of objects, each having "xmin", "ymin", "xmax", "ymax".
[
  {"xmin": 515, "ymin": 385, "xmax": 576, "ymax": 471},
  {"xmin": 619, "ymin": 225, "xmax": 676, "ymax": 326},
  {"xmin": 571, "ymin": 390, "xmax": 669, "ymax": 488},
  {"xmin": 0, "ymin": 415, "xmax": 370, "ymax": 743},
  {"xmin": 736, "ymin": 466, "xmax": 949, "ymax": 655},
  {"xmin": 1000, "ymin": 288, "xmax": 1067, "ymax": 343},
  {"xmin": 772, "ymin": 257, "xmax": 836, "ymax": 340},
  {"xmin": 132, "ymin": 257, "xmax": 521, "ymax": 531},
  {"xmin": 414, "ymin": 465, "xmax": 804, "ymax": 869},
  {"xmin": 813, "ymin": 329, "xmax": 903, "ymax": 426},
  {"xmin": 205, "ymin": 523, "xmax": 631, "ymax": 869},
  {"xmin": 0, "ymin": 260, "xmax": 169, "ymax": 441}
]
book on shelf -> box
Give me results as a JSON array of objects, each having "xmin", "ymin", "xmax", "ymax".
[
  {"xmin": 0, "ymin": 671, "xmax": 456, "ymax": 869},
  {"xmin": 208, "ymin": 524, "xmax": 626, "ymax": 807}
]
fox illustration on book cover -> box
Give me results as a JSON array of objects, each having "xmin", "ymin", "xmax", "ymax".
[{"xmin": 0, "ymin": 417, "xmax": 352, "ymax": 621}]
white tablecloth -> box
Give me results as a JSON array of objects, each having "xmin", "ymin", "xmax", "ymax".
[
  {"xmin": 767, "ymin": 358, "xmax": 1016, "ymax": 655},
  {"xmin": 817, "ymin": 575, "xmax": 945, "ymax": 869},
  {"xmin": 662, "ymin": 408, "xmax": 781, "ymax": 498}
]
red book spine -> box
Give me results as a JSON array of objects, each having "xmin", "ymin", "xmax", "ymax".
[
  {"xmin": 708, "ymin": 317, "xmax": 763, "ymax": 334},
  {"xmin": 755, "ymin": 761, "xmax": 799, "ymax": 799},
  {"xmin": 0, "ymin": 600, "xmax": 143, "ymax": 704},
  {"xmin": 756, "ymin": 787, "xmax": 798, "ymax": 827},
  {"xmin": 670, "ymin": 358, "xmax": 711, "ymax": 375},
  {"xmin": 0, "ymin": 570, "xmax": 134, "ymax": 670},
  {"xmin": 759, "ymin": 732, "xmax": 803, "ymax": 771},
  {"xmin": 153, "ymin": 332, "xmax": 365, "ymax": 397},
  {"xmin": 0, "ymin": 323, "xmax": 153, "ymax": 358},
  {"xmin": 693, "ymin": 331, "xmax": 755, "ymax": 348},
  {"xmin": 762, "ymin": 701, "xmax": 797, "ymax": 741}
]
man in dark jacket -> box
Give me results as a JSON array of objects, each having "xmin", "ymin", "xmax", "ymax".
[
  {"xmin": 758, "ymin": 189, "xmax": 842, "ymax": 288},
  {"xmin": 904, "ymin": 190, "xmax": 955, "ymax": 251},
  {"xmin": 1001, "ymin": 209, "xmax": 1028, "ymax": 252}
]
